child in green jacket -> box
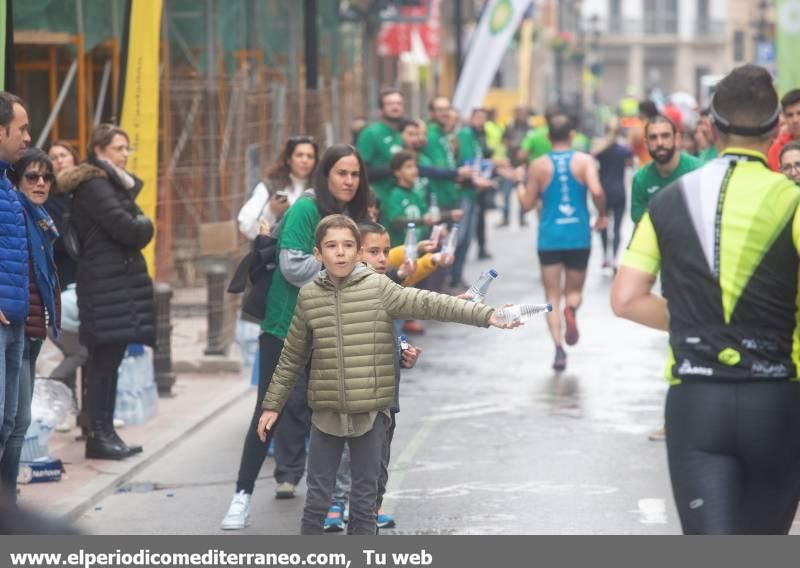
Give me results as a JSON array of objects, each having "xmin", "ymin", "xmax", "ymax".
[{"xmin": 257, "ymin": 214, "xmax": 518, "ymax": 535}]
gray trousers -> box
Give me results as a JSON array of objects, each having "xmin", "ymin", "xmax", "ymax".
[
  {"xmin": 333, "ymin": 411, "xmax": 396, "ymax": 510},
  {"xmin": 49, "ymin": 329, "xmax": 87, "ymax": 389},
  {"xmin": 302, "ymin": 413, "xmax": 389, "ymax": 535}
]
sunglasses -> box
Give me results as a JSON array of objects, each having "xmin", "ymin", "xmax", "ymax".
[{"xmin": 23, "ymin": 172, "xmax": 55, "ymax": 184}]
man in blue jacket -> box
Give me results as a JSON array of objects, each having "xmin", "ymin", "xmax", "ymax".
[{"xmin": 0, "ymin": 92, "xmax": 32, "ymax": 461}]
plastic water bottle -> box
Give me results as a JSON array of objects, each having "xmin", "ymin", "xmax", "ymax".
[
  {"xmin": 442, "ymin": 223, "xmax": 460, "ymax": 256},
  {"xmin": 493, "ymin": 303, "xmax": 553, "ymax": 325},
  {"xmin": 430, "ymin": 224, "xmax": 444, "ymax": 248},
  {"xmin": 466, "ymin": 269, "xmax": 498, "ymax": 302},
  {"xmin": 428, "ymin": 193, "xmax": 441, "ymax": 223},
  {"xmin": 404, "ymin": 223, "xmax": 418, "ymax": 262}
]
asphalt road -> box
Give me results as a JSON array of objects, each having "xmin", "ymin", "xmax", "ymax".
[{"xmin": 75, "ymin": 208, "xmax": 800, "ymax": 535}]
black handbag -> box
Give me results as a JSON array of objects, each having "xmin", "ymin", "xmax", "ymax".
[{"xmin": 228, "ymin": 233, "xmax": 279, "ymax": 323}]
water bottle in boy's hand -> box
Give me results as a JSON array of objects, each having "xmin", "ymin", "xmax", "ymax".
[
  {"xmin": 465, "ymin": 269, "xmax": 498, "ymax": 303},
  {"xmin": 442, "ymin": 223, "xmax": 459, "ymax": 257},
  {"xmin": 430, "ymin": 224, "xmax": 444, "ymax": 249},
  {"xmin": 405, "ymin": 223, "xmax": 418, "ymax": 262},
  {"xmin": 428, "ymin": 193, "xmax": 441, "ymax": 224},
  {"xmin": 493, "ymin": 303, "xmax": 553, "ymax": 325}
]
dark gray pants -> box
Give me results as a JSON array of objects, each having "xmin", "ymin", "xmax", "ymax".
[{"xmin": 301, "ymin": 413, "xmax": 389, "ymax": 535}]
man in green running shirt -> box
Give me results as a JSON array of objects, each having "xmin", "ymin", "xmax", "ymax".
[
  {"xmin": 357, "ymin": 89, "xmax": 405, "ymax": 206},
  {"xmin": 421, "ymin": 96, "xmax": 469, "ymax": 212},
  {"xmin": 630, "ymin": 115, "xmax": 703, "ymax": 224}
]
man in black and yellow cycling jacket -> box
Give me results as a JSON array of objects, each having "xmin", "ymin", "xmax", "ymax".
[{"xmin": 612, "ymin": 64, "xmax": 800, "ymax": 535}]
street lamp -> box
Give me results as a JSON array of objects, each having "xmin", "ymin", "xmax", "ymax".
[{"xmin": 754, "ymin": 0, "xmax": 771, "ymax": 42}]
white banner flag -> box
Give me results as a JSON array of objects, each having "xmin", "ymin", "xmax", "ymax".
[{"xmin": 452, "ymin": 0, "xmax": 532, "ymax": 116}]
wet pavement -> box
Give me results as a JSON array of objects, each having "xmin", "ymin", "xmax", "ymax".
[{"xmin": 73, "ymin": 209, "xmax": 800, "ymax": 535}]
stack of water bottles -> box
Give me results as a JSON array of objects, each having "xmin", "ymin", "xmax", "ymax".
[
  {"xmin": 236, "ymin": 316, "xmax": 261, "ymax": 385},
  {"xmin": 114, "ymin": 344, "xmax": 159, "ymax": 426},
  {"xmin": 465, "ymin": 269, "xmax": 553, "ymax": 322},
  {"xmin": 22, "ymin": 379, "xmax": 74, "ymax": 462}
]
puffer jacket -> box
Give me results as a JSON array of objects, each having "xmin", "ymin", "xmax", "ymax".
[
  {"xmin": 57, "ymin": 158, "xmax": 155, "ymax": 346},
  {"xmin": 0, "ymin": 162, "xmax": 28, "ymax": 323},
  {"xmin": 24, "ymin": 252, "xmax": 61, "ymax": 340},
  {"xmin": 262, "ymin": 264, "xmax": 494, "ymax": 414}
]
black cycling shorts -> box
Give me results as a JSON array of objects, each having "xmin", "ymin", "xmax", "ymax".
[
  {"xmin": 665, "ymin": 380, "xmax": 800, "ymax": 534},
  {"xmin": 537, "ymin": 248, "xmax": 591, "ymax": 271}
]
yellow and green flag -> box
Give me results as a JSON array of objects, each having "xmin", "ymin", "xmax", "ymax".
[{"xmin": 119, "ymin": 0, "xmax": 163, "ymax": 277}]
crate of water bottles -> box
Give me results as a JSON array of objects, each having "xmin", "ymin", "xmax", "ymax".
[{"xmin": 114, "ymin": 344, "xmax": 159, "ymax": 426}]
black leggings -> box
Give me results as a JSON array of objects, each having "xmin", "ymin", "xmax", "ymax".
[
  {"xmin": 600, "ymin": 204, "xmax": 625, "ymax": 260},
  {"xmin": 235, "ymin": 333, "xmax": 284, "ymax": 495},
  {"xmin": 665, "ymin": 381, "xmax": 800, "ymax": 534}
]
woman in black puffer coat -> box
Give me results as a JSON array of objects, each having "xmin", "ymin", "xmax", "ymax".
[{"xmin": 57, "ymin": 124, "xmax": 155, "ymax": 460}]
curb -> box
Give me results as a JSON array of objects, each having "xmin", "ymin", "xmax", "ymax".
[{"xmin": 55, "ymin": 382, "xmax": 253, "ymax": 523}]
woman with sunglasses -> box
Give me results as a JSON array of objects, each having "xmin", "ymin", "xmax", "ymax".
[
  {"xmin": 57, "ymin": 124, "xmax": 155, "ymax": 460},
  {"xmin": 779, "ymin": 140, "xmax": 800, "ymax": 185},
  {"xmin": 222, "ymin": 144, "xmax": 371, "ymax": 530},
  {"xmin": 0, "ymin": 149, "xmax": 61, "ymax": 501},
  {"xmin": 238, "ymin": 136, "xmax": 319, "ymax": 240}
]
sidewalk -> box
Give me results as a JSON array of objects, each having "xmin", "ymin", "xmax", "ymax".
[
  {"xmin": 18, "ymin": 372, "xmax": 254, "ymax": 521},
  {"xmin": 21, "ymin": 289, "xmax": 256, "ymax": 522}
]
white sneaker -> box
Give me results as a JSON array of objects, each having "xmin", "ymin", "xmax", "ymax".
[{"xmin": 221, "ymin": 490, "xmax": 251, "ymax": 530}]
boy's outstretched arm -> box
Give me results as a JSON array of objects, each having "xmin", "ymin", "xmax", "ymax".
[{"xmin": 381, "ymin": 277, "xmax": 494, "ymax": 327}]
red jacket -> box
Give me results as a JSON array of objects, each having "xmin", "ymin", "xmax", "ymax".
[{"xmin": 768, "ymin": 131, "xmax": 795, "ymax": 171}]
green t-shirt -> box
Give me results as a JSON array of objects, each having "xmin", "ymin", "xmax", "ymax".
[
  {"xmin": 456, "ymin": 126, "xmax": 484, "ymax": 201},
  {"xmin": 630, "ymin": 152, "xmax": 703, "ymax": 224},
  {"xmin": 421, "ymin": 121, "xmax": 460, "ymax": 209},
  {"xmin": 697, "ymin": 146, "xmax": 719, "ymax": 163},
  {"xmin": 521, "ymin": 127, "xmax": 590, "ymax": 161},
  {"xmin": 521, "ymin": 127, "xmax": 552, "ymax": 162},
  {"xmin": 356, "ymin": 121, "xmax": 403, "ymax": 205},
  {"xmin": 385, "ymin": 185, "xmax": 429, "ymax": 246},
  {"xmin": 261, "ymin": 196, "xmax": 320, "ymax": 340}
]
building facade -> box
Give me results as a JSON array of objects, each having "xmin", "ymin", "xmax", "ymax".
[{"xmin": 586, "ymin": 0, "xmax": 729, "ymax": 105}]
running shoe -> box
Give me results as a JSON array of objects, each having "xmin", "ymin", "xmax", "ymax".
[
  {"xmin": 275, "ymin": 481, "xmax": 296, "ymax": 499},
  {"xmin": 564, "ymin": 306, "xmax": 579, "ymax": 346},
  {"xmin": 324, "ymin": 502, "xmax": 345, "ymax": 533},
  {"xmin": 221, "ymin": 490, "xmax": 251, "ymax": 530},
  {"xmin": 553, "ymin": 346, "xmax": 567, "ymax": 372},
  {"xmin": 376, "ymin": 510, "xmax": 396, "ymax": 529}
]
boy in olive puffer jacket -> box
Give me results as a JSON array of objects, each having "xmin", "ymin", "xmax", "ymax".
[{"xmin": 257, "ymin": 214, "xmax": 518, "ymax": 535}]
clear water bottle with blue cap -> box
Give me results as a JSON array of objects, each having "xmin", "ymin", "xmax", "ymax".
[
  {"xmin": 466, "ymin": 269, "xmax": 498, "ymax": 303},
  {"xmin": 493, "ymin": 303, "xmax": 553, "ymax": 325},
  {"xmin": 404, "ymin": 223, "xmax": 418, "ymax": 262}
]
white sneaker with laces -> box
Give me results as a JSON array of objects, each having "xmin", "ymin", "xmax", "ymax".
[{"xmin": 221, "ymin": 490, "xmax": 251, "ymax": 530}]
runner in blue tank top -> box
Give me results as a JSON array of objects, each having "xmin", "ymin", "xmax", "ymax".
[{"xmin": 519, "ymin": 114, "xmax": 607, "ymax": 371}]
